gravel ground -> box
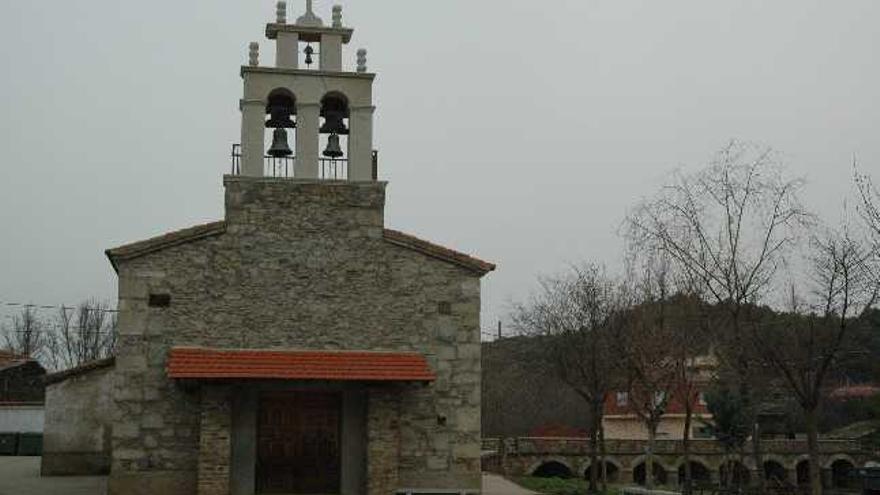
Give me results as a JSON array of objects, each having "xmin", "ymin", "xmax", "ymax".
[
  {"xmin": 0, "ymin": 457, "xmax": 531, "ymax": 495},
  {"xmin": 482, "ymin": 472, "xmax": 540, "ymax": 495}
]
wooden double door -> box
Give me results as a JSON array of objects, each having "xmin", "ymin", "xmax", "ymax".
[{"xmin": 256, "ymin": 391, "xmax": 342, "ymax": 494}]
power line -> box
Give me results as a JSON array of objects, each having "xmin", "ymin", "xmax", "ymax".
[{"xmin": 0, "ymin": 300, "xmax": 118, "ymax": 314}]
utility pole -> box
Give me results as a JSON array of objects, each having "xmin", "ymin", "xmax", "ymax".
[{"xmin": 497, "ymin": 320, "xmax": 502, "ymax": 340}]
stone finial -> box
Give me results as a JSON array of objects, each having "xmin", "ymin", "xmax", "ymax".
[
  {"xmin": 248, "ymin": 42, "xmax": 260, "ymax": 66},
  {"xmin": 332, "ymin": 5, "xmax": 343, "ymax": 28},
  {"xmin": 356, "ymin": 48, "xmax": 367, "ymax": 73},
  {"xmin": 276, "ymin": 1, "xmax": 287, "ymax": 24},
  {"xmin": 296, "ymin": 0, "xmax": 324, "ymax": 27}
]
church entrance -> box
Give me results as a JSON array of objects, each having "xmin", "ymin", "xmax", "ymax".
[{"xmin": 256, "ymin": 391, "xmax": 342, "ymax": 494}]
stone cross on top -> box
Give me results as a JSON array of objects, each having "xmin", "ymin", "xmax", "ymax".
[
  {"xmin": 238, "ymin": 0, "xmax": 374, "ymax": 180},
  {"xmin": 296, "ymin": 0, "xmax": 324, "ymax": 27}
]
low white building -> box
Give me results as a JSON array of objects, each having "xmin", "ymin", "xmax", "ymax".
[
  {"xmin": 0, "ymin": 404, "xmax": 44, "ymax": 434},
  {"xmin": 0, "ymin": 350, "xmax": 46, "ymax": 454}
]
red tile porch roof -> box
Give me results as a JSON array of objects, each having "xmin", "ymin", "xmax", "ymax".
[
  {"xmin": 166, "ymin": 347, "xmax": 437, "ymax": 382},
  {"xmin": 106, "ymin": 221, "xmax": 495, "ymax": 275}
]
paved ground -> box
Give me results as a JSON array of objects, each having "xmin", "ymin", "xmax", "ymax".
[
  {"xmin": 482, "ymin": 472, "xmax": 539, "ymax": 495},
  {"xmin": 0, "ymin": 457, "xmax": 106, "ymax": 495},
  {"xmin": 0, "ymin": 457, "xmax": 532, "ymax": 495}
]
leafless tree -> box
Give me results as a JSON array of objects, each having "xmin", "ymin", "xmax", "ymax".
[
  {"xmin": 46, "ymin": 300, "xmax": 117, "ymax": 370},
  {"xmin": 1, "ymin": 306, "xmax": 47, "ymax": 360},
  {"xmin": 751, "ymin": 228, "xmax": 879, "ymax": 495},
  {"xmin": 616, "ymin": 255, "xmax": 681, "ymax": 490},
  {"xmin": 855, "ymin": 164, "xmax": 880, "ymax": 246},
  {"xmin": 670, "ymin": 296, "xmax": 713, "ymax": 495},
  {"xmin": 626, "ymin": 141, "xmax": 811, "ymax": 492},
  {"xmin": 511, "ymin": 263, "xmax": 625, "ymax": 493}
]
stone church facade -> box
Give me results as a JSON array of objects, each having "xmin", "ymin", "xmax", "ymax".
[{"xmin": 102, "ymin": 4, "xmax": 494, "ymax": 495}]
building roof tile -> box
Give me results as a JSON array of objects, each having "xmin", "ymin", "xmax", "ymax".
[{"xmin": 166, "ymin": 347, "xmax": 436, "ymax": 382}]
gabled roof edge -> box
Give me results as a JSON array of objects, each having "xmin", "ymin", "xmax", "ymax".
[
  {"xmin": 383, "ymin": 229, "xmax": 496, "ymax": 276},
  {"xmin": 44, "ymin": 357, "xmax": 116, "ymax": 386},
  {"xmin": 102, "ymin": 220, "xmax": 495, "ymax": 276},
  {"xmin": 105, "ymin": 221, "xmax": 227, "ymax": 272}
]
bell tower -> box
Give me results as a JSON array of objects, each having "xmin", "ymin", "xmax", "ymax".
[{"xmin": 237, "ymin": 0, "xmax": 376, "ymax": 181}]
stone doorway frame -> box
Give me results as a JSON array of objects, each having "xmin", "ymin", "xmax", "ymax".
[
  {"xmin": 255, "ymin": 390, "xmax": 343, "ymax": 494},
  {"xmin": 220, "ymin": 382, "xmax": 368, "ymax": 495}
]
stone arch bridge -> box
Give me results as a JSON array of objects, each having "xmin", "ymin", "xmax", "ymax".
[{"xmin": 482, "ymin": 437, "xmax": 879, "ymax": 489}]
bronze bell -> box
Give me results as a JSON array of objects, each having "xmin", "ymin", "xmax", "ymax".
[
  {"xmin": 265, "ymin": 102, "xmax": 295, "ymax": 129},
  {"xmin": 319, "ymin": 111, "xmax": 349, "ymax": 135},
  {"xmin": 323, "ymin": 133, "xmax": 344, "ymax": 159},
  {"xmin": 304, "ymin": 44, "xmax": 314, "ymax": 66},
  {"xmin": 267, "ymin": 128, "xmax": 293, "ymax": 157}
]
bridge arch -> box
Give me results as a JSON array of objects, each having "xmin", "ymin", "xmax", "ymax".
[
  {"xmin": 580, "ymin": 457, "xmax": 623, "ymax": 483},
  {"xmin": 720, "ymin": 453, "xmax": 757, "ymax": 470},
  {"xmin": 529, "ymin": 458, "xmax": 575, "ymax": 479},
  {"xmin": 630, "ymin": 456, "xmax": 673, "ymax": 486},
  {"xmin": 671, "ymin": 455, "xmax": 716, "ymax": 470},
  {"xmin": 674, "ymin": 457, "xmax": 713, "ymax": 485},
  {"xmin": 629, "ymin": 455, "xmax": 675, "ymax": 472},
  {"xmin": 795, "ymin": 458, "xmax": 811, "ymax": 487},
  {"xmin": 760, "ymin": 454, "xmax": 789, "ymax": 470},
  {"xmin": 823, "ymin": 453, "xmax": 857, "ymax": 470},
  {"xmin": 720, "ymin": 459, "xmax": 751, "ymax": 487},
  {"xmin": 827, "ymin": 456, "xmax": 857, "ymax": 490},
  {"xmin": 763, "ymin": 458, "xmax": 788, "ymax": 484}
]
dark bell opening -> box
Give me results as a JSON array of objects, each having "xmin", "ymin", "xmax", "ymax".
[
  {"xmin": 320, "ymin": 95, "xmax": 349, "ymax": 135},
  {"xmin": 265, "ymin": 90, "xmax": 296, "ymax": 129}
]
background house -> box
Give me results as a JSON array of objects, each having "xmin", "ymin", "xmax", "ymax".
[{"xmin": 0, "ymin": 350, "xmax": 46, "ymax": 455}]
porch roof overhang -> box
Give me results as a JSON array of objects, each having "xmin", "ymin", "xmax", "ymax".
[{"xmin": 166, "ymin": 347, "xmax": 436, "ymax": 383}]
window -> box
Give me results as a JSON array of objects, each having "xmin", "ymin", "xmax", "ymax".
[
  {"xmin": 653, "ymin": 391, "xmax": 667, "ymax": 406},
  {"xmin": 616, "ymin": 391, "xmax": 628, "ymax": 406},
  {"xmin": 438, "ymin": 301, "xmax": 452, "ymax": 315},
  {"xmin": 693, "ymin": 426, "xmax": 714, "ymax": 439},
  {"xmin": 148, "ymin": 293, "xmax": 171, "ymax": 308}
]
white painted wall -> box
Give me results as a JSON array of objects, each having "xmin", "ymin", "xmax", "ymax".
[{"xmin": 0, "ymin": 406, "xmax": 44, "ymax": 433}]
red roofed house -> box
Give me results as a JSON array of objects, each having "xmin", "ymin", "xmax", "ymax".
[
  {"xmin": 602, "ymin": 356, "xmax": 716, "ymax": 441},
  {"xmin": 95, "ymin": 4, "xmax": 494, "ymax": 495},
  {"xmin": 0, "ymin": 350, "xmax": 46, "ymax": 445},
  {"xmin": 828, "ymin": 383, "xmax": 880, "ymax": 401}
]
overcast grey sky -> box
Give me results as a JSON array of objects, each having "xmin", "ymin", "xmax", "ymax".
[{"xmin": 1, "ymin": 1, "xmax": 878, "ymax": 337}]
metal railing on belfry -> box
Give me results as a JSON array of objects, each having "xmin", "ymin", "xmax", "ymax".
[
  {"xmin": 319, "ymin": 158, "xmax": 348, "ymax": 180},
  {"xmin": 265, "ymin": 154, "xmax": 296, "ymax": 178},
  {"xmin": 231, "ymin": 144, "xmax": 241, "ymax": 175},
  {"xmin": 231, "ymin": 144, "xmax": 363, "ymax": 181},
  {"xmin": 230, "ymin": 143, "xmax": 295, "ymax": 178}
]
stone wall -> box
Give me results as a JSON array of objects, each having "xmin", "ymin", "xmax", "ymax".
[
  {"xmin": 198, "ymin": 386, "xmax": 232, "ymax": 495},
  {"xmin": 109, "ymin": 177, "xmax": 484, "ymax": 495},
  {"xmin": 41, "ymin": 364, "xmax": 113, "ymax": 475},
  {"xmin": 367, "ymin": 387, "xmax": 401, "ymax": 494},
  {"xmin": 485, "ymin": 436, "xmax": 877, "ymax": 483}
]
